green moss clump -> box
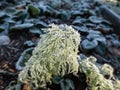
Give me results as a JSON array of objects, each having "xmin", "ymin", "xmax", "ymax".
[
  {"xmin": 79, "ymin": 56, "xmax": 120, "ymax": 90},
  {"xmin": 18, "ymin": 24, "xmax": 80, "ymax": 89},
  {"xmin": 17, "ymin": 24, "xmax": 120, "ymax": 90},
  {"xmin": 100, "ymin": 64, "xmax": 114, "ymax": 79}
]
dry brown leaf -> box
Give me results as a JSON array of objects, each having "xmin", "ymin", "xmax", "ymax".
[
  {"xmin": 17, "ymin": 6, "xmax": 25, "ymax": 10},
  {"xmin": 23, "ymin": 83, "xmax": 30, "ymax": 90},
  {"xmin": 8, "ymin": 68, "xmax": 15, "ymax": 73}
]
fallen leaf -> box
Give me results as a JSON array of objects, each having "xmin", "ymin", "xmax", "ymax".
[
  {"xmin": 23, "ymin": 83, "xmax": 30, "ymax": 90},
  {"xmin": 8, "ymin": 68, "xmax": 15, "ymax": 73}
]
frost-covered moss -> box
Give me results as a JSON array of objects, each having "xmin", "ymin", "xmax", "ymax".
[
  {"xmin": 100, "ymin": 64, "xmax": 114, "ymax": 79},
  {"xmin": 17, "ymin": 24, "xmax": 120, "ymax": 90},
  {"xmin": 79, "ymin": 56, "xmax": 120, "ymax": 90},
  {"xmin": 18, "ymin": 24, "xmax": 80, "ymax": 89},
  {"xmin": 115, "ymin": 80, "xmax": 120, "ymax": 89}
]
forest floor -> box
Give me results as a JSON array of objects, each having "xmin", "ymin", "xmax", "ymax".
[{"xmin": 0, "ymin": 0, "xmax": 120, "ymax": 90}]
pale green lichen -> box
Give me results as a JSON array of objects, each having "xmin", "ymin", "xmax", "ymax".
[
  {"xmin": 100, "ymin": 64, "xmax": 114, "ymax": 79},
  {"xmin": 79, "ymin": 56, "xmax": 120, "ymax": 90},
  {"xmin": 18, "ymin": 24, "xmax": 80, "ymax": 89},
  {"xmin": 115, "ymin": 80, "xmax": 120, "ymax": 90}
]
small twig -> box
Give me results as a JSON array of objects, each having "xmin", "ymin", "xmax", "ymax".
[
  {"xmin": 93, "ymin": 53, "xmax": 111, "ymax": 63},
  {"xmin": 0, "ymin": 70, "xmax": 17, "ymax": 76}
]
